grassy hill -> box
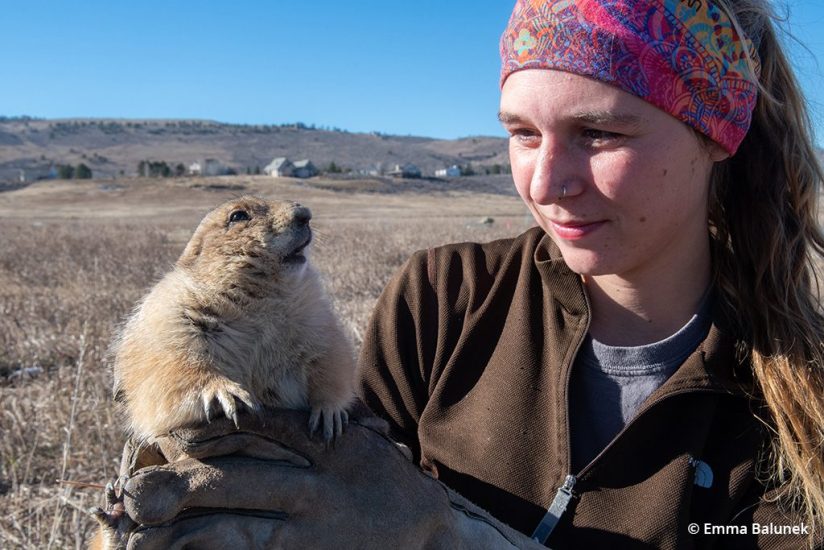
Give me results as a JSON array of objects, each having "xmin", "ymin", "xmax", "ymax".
[{"xmin": 0, "ymin": 117, "xmax": 509, "ymax": 183}]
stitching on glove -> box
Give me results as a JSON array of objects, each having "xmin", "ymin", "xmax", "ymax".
[
  {"xmin": 132, "ymin": 508, "xmax": 290, "ymax": 532},
  {"xmin": 166, "ymin": 430, "xmax": 315, "ymax": 466}
]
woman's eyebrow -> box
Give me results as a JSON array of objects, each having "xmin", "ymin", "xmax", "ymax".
[
  {"xmin": 497, "ymin": 111, "xmax": 525, "ymax": 124},
  {"xmin": 498, "ymin": 110, "xmax": 645, "ymax": 128},
  {"xmin": 572, "ymin": 110, "xmax": 645, "ymax": 128}
]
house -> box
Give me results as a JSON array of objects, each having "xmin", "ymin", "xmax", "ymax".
[
  {"xmin": 9, "ymin": 165, "xmax": 57, "ymax": 182},
  {"xmin": 292, "ymin": 159, "xmax": 318, "ymax": 178},
  {"xmin": 435, "ymin": 165, "xmax": 462, "ymax": 178},
  {"xmin": 264, "ymin": 158, "xmax": 318, "ymax": 178},
  {"xmin": 264, "ymin": 157, "xmax": 294, "ymax": 177},
  {"xmin": 189, "ymin": 159, "xmax": 226, "ymax": 176},
  {"xmin": 202, "ymin": 158, "xmax": 224, "ymax": 176},
  {"xmin": 388, "ymin": 163, "xmax": 421, "ymax": 179}
]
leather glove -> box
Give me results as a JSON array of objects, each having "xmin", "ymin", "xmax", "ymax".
[{"xmin": 98, "ymin": 405, "xmax": 545, "ymax": 549}]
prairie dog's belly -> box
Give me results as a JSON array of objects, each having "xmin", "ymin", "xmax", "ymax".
[{"xmin": 204, "ymin": 305, "xmax": 322, "ymax": 410}]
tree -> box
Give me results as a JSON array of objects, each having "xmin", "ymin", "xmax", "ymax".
[
  {"xmin": 175, "ymin": 163, "xmax": 186, "ymax": 177},
  {"xmin": 57, "ymin": 164, "xmax": 74, "ymax": 179},
  {"xmin": 325, "ymin": 161, "xmax": 342, "ymax": 174},
  {"xmin": 150, "ymin": 161, "xmax": 171, "ymax": 178},
  {"xmin": 75, "ymin": 163, "xmax": 93, "ymax": 179}
]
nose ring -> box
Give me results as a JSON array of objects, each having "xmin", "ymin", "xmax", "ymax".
[{"xmin": 559, "ymin": 185, "xmax": 567, "ymax": 200}]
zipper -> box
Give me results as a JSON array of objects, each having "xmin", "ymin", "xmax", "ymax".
[
  {"xmin": 531, "ymin": 474, "xmax": 577, "ymax": 543},
  {"xmin": 565, "ymin": 283, "xmax": 592, "ymax": 481},
  {"xmin": 532, "ymin": 281, "xmax": 590, "ymax": 545}
]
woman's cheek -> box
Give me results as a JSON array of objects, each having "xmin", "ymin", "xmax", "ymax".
[{"xmin": 510, "ymin": 160, "xmax": 535, "ymax": 203}]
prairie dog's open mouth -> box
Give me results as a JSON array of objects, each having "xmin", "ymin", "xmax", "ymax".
[{"xmin": 284, "ymin": 232, "xmax": 312, "ymax": 264}]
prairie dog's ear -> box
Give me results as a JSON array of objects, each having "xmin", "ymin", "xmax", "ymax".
[{"xmin": 178, "ymin": 231, "xmax": 203, "ymax": 268}]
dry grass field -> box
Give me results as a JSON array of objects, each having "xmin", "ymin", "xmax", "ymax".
[{"xmin": 0, "ymin": 174, "xmax": 532, "ymax": 548}]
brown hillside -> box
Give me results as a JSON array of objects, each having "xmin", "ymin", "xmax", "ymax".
[{"xmin": 0, "ymin": 118, "xmax": 509, "ymax": 183}]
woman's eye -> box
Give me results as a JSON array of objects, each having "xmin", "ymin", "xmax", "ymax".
[
  {"xmin": 228, "ymin": 210, "xmax": 251, "ymax": 223},
  {"xmin": 583, "ymin": 128, "xmax": 622, "ymax": 141},
  {"xmin": 509, "ymin": 128, "xmax": 540, "ymax": 144}
]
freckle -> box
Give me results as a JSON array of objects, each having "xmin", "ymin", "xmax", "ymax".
[
  {"xmin": 662, "ymin": 169, "xmax": 668, "ymax": 176},
  {"xmin": 639, "ymin": 216, "xmax": 646, "ymax": 223}
]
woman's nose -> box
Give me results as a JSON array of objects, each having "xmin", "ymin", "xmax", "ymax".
[{"xmin": 529, "ymin": 139, "xmax": 580, "ymax": 205}]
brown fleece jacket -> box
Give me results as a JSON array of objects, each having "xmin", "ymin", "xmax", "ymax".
[{"xmin": 359, "ymin": 227, "xmax": 820, "ymax": 549}]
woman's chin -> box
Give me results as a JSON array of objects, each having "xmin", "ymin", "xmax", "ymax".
[{"xmin": 555, "ymin": 247, "xmax": 615, "ymax": 277}]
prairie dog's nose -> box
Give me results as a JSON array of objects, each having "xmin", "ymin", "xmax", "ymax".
[{"xmin": 292, "ymin": 205, "xmax": 311, "ymax": 226}]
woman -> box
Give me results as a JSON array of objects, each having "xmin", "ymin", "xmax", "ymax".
[{"xmin": 99, "ymin": 0, "xmax": 824, "ymax": 548}]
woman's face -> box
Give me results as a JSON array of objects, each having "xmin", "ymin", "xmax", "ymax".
[{"xmin": 500, "ymin": 69, "xmax": 726, "ymax": 280}]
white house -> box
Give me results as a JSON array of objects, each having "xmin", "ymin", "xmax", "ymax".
[
  {"xmin": 264, "ymin": 157, "xmax": 294, "ymax": 177},
  {"xmin": 292, "ymin": 160, "xmax": 318, "ymax": 178},
  {"xmin": 202, "ymin": 158, "xmax": 224, "ymax": 176},
  {"xmin": 188, "ymin": 162, "xmax": 202, "ymax": 176},
  {"xmin": 264, "ymin": 158, "xmax": 317, "ymax": 178},
  {"xmin": 435, "ymin": 165, "xmax": 462, "ymax": 177}
]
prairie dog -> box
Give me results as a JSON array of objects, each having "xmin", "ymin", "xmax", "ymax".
[
  {"xmin": 112, "ymin": 195, "xmax": 356, "ymax": 442},
  {"xmin": 91, "ymin": 197, "xmax": 355, "ymax": 548}
]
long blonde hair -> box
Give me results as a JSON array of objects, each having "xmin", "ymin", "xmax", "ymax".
[{"xmin": 709, "ymin": 0, "xmax": 824, "ymax": 539}]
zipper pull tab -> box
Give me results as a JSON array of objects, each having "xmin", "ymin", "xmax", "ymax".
[{"xmin": 531, "ymin": 475, "xmax": 577, "ymax": 544}]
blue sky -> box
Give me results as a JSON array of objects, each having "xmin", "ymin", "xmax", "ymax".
[{"xmin": 1, "ymin": 1, "xmax": 823, "ymax": 144}]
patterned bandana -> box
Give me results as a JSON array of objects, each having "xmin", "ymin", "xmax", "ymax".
[{"xmin": 500, "ymin": 0, "xmax": 760, "ymax": 155}]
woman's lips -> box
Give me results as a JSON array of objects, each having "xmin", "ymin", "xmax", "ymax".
[{"xmin": 549, "ymin": 220, "xmax": 606, "ymax": 240}]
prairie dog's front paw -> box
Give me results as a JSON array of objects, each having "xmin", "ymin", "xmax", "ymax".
[
  {"xmin": 201, "ymin": 379, "xmax": 258, "ymax": 427},
  {"xmin": 89, "ymin": 476, "xmax": 135, "ymax": 549},
  {"xmin": 309, "ymin": 405, "xmax": 350, "ymax": 443}
]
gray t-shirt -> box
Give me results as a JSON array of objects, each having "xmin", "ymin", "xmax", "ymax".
[{"xmin": 569, "ymin": 297, "xmax": 712, "ymax": 472}]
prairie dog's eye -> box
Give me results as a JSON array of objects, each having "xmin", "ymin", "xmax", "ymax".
[{"xmin": 228, "ymin": 210, "xmax": 251, "ymax": 224}]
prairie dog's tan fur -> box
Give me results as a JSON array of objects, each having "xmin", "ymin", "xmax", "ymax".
[
  {"xmin": 91, "ymin": 196, "xmax": 356, "ymax": 548},
  {"xmin": 90, "ymin": 198, "xmax": 356, "ymax": 548},
  {"xmin": 113, "ymin": 195, "xmax": 356, "ymax": 441}
]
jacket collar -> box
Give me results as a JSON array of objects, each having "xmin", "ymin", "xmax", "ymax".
[
  {"xmin": 532, "ymin": 230, "xmax": 588, "ymax": 318},
  {"xmin": 531, "ymin": 228, "xmax": 751, "ymax": 399}
]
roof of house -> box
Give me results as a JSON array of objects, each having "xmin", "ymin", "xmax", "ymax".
[{"xmin": 265, "ymin": 157, "xmax": 292, "ymax": 170}]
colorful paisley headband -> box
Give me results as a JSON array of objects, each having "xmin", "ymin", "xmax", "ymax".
[{"xmin": 500, "ymin": 0, "xmax": 761, "ymax": 155}]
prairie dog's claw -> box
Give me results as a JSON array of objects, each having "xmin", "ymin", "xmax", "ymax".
[
  {"xmin": 309, "ymin": 409, "xmax": 320, "ymax": 435},
  {"xmin": 91, "ymin": 475, "xmax": 130, "ymax": 529},
  {"xmin": 217, "ymin": 389, "xmax": 239, "ymax": 427},
  {"xmin": 309, "ymin": 406, "xmax": 350, "ymax": 443},
  {"xmin": 201, "ymin": 380, "xmax": 257, "ymax": 427},
  {"xmin": 337, "ymin": 409, "xmax": 349, "ymax": 437},
  {"xmin": 90, "ymin": 506, "xmax": 110, "ymax": 527},
  {"xmin": 104, "ymin": 481, "xmax": 116, "ymax": 501}
]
